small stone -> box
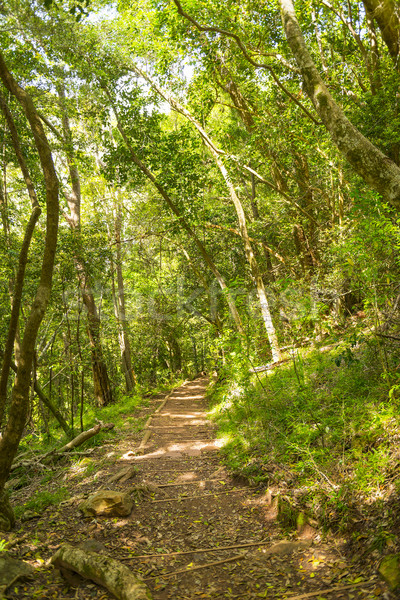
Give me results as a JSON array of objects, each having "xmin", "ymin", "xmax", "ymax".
[
  {"xmin": 379, "ymin": 554, "xmax": 400, "ymax": 590},
  {"xmin": 79, "ymin": 490, "xmax": 133, "ymax": 518}
]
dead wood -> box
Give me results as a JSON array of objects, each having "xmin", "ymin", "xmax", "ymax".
[
  {"xmin": 135, "ymin": 431, "xmax": 151, "ymax": 455},
  {"xmin": 108, "ymin": 466, "xmax": 138, "ymax": 484},
  {"xmin": 156, "ymin": 480, "xmax": 209, "ymax": 488},
  {"xmin": 56, "ymin": 422, "xmax": 114, "ymax": 454},
  {"xmin": 144, "ymin": 552, "xmax": 247, "ymax": 580},
  {"xmin": 120, "ymin": 539, "xmax": 271, "ymax": 560},
  {"xmin": 151, "ymin": 488, "xmax": 250, "ymax": 502},
  {"xmin": 283, "ymin": 580, "xmax": 375, "ymax": 599},
  {"xmin": 11, "ymin": 422, "xmax": 114, "ymax": 471},
  {"xmin": 51, "ymin": 543, "xmax": 152, "ymax": 600}
]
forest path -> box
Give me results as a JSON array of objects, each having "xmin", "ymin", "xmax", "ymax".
[
  {"xmin": 6, "ymin": 378, "xmax": 388, "ymax": 599},
  {"xmin": 111, "ymin": 377, "xmax": 383, "ymax": 600}
]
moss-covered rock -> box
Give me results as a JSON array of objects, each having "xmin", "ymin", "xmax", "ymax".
[{"xmin": 379, "ymin": 554, "xmax": 400, "ymax": 590}]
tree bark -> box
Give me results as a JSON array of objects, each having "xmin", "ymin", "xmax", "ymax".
[
  {"xmin": 363, "ymin": 0, "xmax": 400, "ymax": 67},
  {"xmin": 279, "ymin": 0, "xmax": 400, "ymax": 209},
  {"xmin": 0, "ymin": 92, "xmax": 42, "ymax": 426},
  {"xmin": 51, "ymin": 543, "xmax": 151, "ymax": 600},
  {"xmin": 0, "ymin": 51, "xmax": 59, "ymax": 525}
]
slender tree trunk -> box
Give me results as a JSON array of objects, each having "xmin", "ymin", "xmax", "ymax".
[
  {"xmin": 111, "ymin": 201, "xmax": 135, "ymax": 392},
  {"xmin": 0, "ymin": 52, "xmax": 59, "ymax": 530},
  {"xmin": 0, "ymin": 93, "xmax": 42, "ymax": 426},
  {"xmin": 57, "ymin": 84, "xmax": 113, "ymax": 407},
  {"xmin": 279, "ymin": 0, "xmax": 400, "ymax": 209}
]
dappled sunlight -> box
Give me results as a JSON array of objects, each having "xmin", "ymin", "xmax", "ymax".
[{"xmin": 156, "ymin": 411, "xmax": 206, "ymax": 420}]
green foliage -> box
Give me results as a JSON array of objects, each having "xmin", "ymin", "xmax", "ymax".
[
  {"xmin": 209, "ymin": 338, "xmax": 400, "ymax": 529},
  {"xmin": 15, "ymin": 487, "xmax": 69, "ymax": 518}
]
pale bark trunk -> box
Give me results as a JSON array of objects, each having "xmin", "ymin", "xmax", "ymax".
[
  {"xmin": 279, "ymin": 0, "xmax": 400, "ymax": 209},
  {"xmin": 130, "ymin": 69, "xmax": 281, "ymax": 361},
  {"xmin": 103, "ymin": 87, "xmax": 245, "ymax": 336},
  {"xmin": 0, "ymin": 51, "xmax": 59, "ymax": 526}
]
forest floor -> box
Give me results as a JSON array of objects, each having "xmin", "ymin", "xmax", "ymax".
[{"xmin": 2, "ymin": 377, "xmax": 395, "ymax": 599}]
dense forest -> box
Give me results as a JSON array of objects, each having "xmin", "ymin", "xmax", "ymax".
[{"xmin": 1, "ymin": 0, "xmax": 400, "ymax": 597}]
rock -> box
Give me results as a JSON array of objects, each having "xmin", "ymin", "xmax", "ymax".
[
  {"xmin": 79, "ymin": 490, "xmax": 133, "ymax": 518},
  {"xmin": 0, "ymin": 554, "xmax": 34, "ymax": 595},
  {"xmin": 379, "ymin": 554, "xmax": 400, "ymax": 590}
]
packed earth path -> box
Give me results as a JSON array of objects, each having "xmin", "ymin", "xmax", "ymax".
[{"xmin": 4, "ymin": 377, "xmax": 395, "ymax": 599}]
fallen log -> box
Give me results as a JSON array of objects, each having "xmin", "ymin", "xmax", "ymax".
[
  {"xmin": 55, "ymin": 422, "xmax": 114, "ymax": 454},
  {"xmin": 51, "ymin": 543, "xmax": 152, "ymax": 600},
  {"xmin": 11, "ymin": 422, "xmax": 114, "ymax": 471}
]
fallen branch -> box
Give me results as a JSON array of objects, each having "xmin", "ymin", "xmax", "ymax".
[
  {"xmin": 250, "ymin": 358, "xmax": 290, "ymax": 373},
  {"xmin": 283, "ymin": 580, "xmax": 375, "ymax": 599},
  {"xmin": 11, "ymin": 422, "xmax": 114, "ymax": 471},
  {"xmin": 56, "ymin": 422, "xmax": 115, "ymax": 454},
  {"xmin": 121, "ymin": 539, "xmax": 270, "ymax": 560},
  {"xmin": 144, "ymin": 552, "xmax": 247, "ymax": 580},
  {"xmin": 51, "ymin": 543, "xmax": 151, "ymax": 600},
  {"xmin": 151, "ymin": 488, "xmax": 250, "ymax": 502},
  {"xmin": 156, "ymin": 480, "xmax": 209, "ymax": 488},
  {"xmin": 122, "ymin": 539, "xmax": 308, "ymax": 561},
  {"xmin": 108, "ymin": 466, "xmax": 138, "ymax": 484}
]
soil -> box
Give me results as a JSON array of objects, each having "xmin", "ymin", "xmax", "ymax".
[{"xmin": 2, "ymin": 377, "xmax": 396, "ymax": 599}]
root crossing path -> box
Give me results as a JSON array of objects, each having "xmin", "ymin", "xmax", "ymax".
[{"xmin": 113, "ymin": 377, "xmax": 382, "ymax": 600}]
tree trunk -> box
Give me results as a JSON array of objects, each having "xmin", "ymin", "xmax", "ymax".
[
  {"xmin": 279, "ymin": 0, "xmax": 400, "ymax": 209},
  {"xmin": 363, "ymin": 0, "xmax": 400, "ymax": 66},
  {"xmin": 0, "ymin": 51, "xmax": 59, "ymax": 528},
  {"xmin": 0, "ymin": 92, "xmax": 42, "ymax": 426},
  {"xmin": 58, "ymin": 84, "xmax": 114, "ymax": 407},
  {"xmin": 112, "ymin": 200, "xmax": 135, "ymax": 392}
]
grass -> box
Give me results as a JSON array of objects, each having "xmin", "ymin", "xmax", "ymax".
[
  {"xmin": 14, "ymin": 487, "xmax": 69, "ymax": 519},
  {"xmin": 208, "ymin": 335, "xmax": 400, "ymax": 532}
]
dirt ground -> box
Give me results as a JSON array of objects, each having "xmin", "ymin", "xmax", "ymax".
[{"xmin": 2, "ymin": 377, "xmax": 395, "ymax": 599}]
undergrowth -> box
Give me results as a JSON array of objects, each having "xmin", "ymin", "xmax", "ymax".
[
  {"xmin": 208, "ymin": 334, "xmax": 400, "ymax": 533},
  {"xmin": 17, "ymin": 389, "xmax": 149, "ymax": 458}
]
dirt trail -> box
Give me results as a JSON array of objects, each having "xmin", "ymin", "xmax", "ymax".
[
  {"xmin": 112, "ymin": 377, "xmax": 385, "ymax": 600},
  {"xmin": 6, "ymin": 377, "xmax": 391, "ymax": 599}
]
